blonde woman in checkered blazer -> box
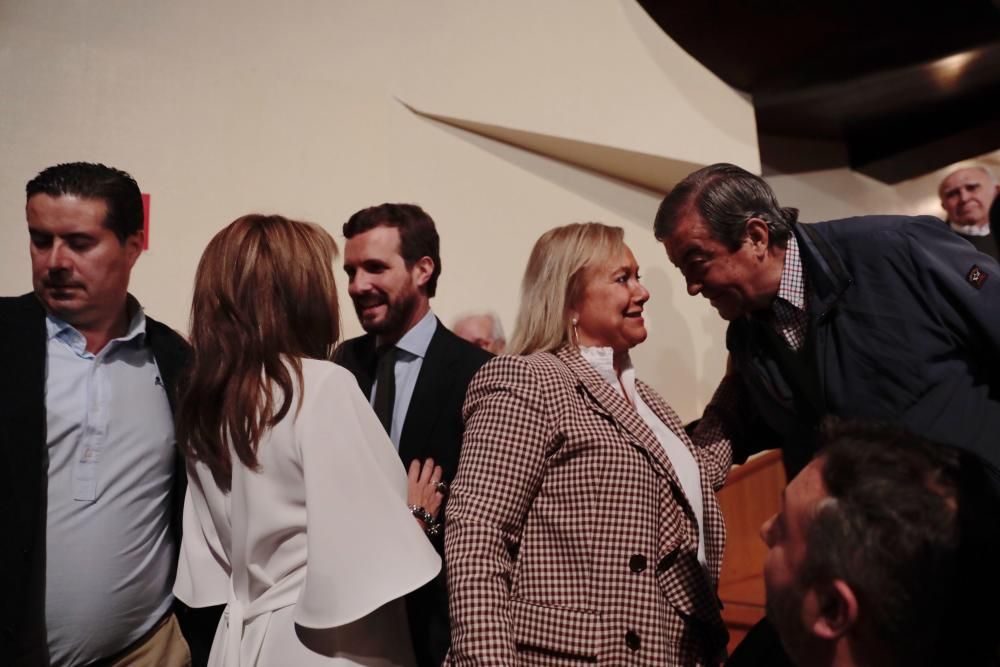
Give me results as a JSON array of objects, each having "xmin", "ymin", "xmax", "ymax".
[{"xmin": 445, "ymin": 223, "xmax": 732, "ymax": 666}]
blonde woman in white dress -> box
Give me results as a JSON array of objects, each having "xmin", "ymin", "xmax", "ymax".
[{"xmin": 173, "ymin": 215, "xmax": 441, "ymax": 666}]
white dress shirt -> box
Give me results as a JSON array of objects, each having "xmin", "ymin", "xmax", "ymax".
[{"xmin": 579, "ymin": 346, "xmax": 708, "ymax": 569}]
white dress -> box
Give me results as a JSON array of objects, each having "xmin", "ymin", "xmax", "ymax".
[{"xmin": 173, "ymin": 359, "xmax": 441, "ymax": 667}]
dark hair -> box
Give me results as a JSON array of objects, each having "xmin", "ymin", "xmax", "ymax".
[
  {"xmin": 803, "ymin": 420, "xmax": 1000, "ymax": 666},
  {"xmin": 177, "ymin": 214, "xmax": 341, "ymax": 491},
  {"xmin": 342, "ymin": 203, "xmax": 441, "ymax": 297},
  {"xmin": 654, "ymin": 163, "xmax": 798, "ymax": 250},
  {"xmin": 26, "ymin": 162, "xmax": 143, "ymax": 244}
]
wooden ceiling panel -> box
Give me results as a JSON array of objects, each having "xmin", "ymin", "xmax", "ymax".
[{"xmin": 638, "ymin": 0, "xmax": 1000, "ymax": 182}]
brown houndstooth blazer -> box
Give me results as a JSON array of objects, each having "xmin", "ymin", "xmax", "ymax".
[{"xmin": 445, "ymin": 346, "xmax": 732, "ymax": 666}]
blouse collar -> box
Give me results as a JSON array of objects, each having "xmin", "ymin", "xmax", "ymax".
[{"xmin": 578, "ymin": 345, "xmax": 636, "ymax": 394}]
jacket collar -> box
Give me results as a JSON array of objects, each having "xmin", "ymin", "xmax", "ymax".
[
  {"xmin": 793, "ymin": 222, "xmax": 854, "ymax": 320},
  {"xmin": 555, "ymin": 345, "xmax": 682, "ymax": 486}
]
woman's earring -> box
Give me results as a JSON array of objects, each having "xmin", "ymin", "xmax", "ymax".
[{"xmin": 571, "ymin": 317, "xmax": 579, "ymax": 346}]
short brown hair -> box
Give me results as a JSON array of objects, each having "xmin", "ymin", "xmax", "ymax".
[
  {"xmin": 343, "ymin": 203, "xmax": 442, "ymax": 297},
  {"xmin": 803, "ymin": 419, "xmax": 1000, "ymax": 666}
]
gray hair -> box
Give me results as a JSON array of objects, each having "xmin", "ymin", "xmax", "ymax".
[
  {"xmin": 453, "ymin": 311, "xmax": 505, "ymax": 342},
  {"xmin": 654, "ymin": 163, "xmax": 798, "ymax": 250},
  {"xmin": 938, "ymin": 164, "xmax": 999, "ymax": 198}
]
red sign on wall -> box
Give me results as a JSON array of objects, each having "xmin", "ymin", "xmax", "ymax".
[{"xmin": 141, "ymin": 193, "xmax": 150, "ymax": 250}]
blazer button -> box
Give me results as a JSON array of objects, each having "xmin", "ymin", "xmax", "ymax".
[
  {"xmin": 628, "ymin": 554, "xmax": 647, "ymax": 573},
  {"xmin": 625, "ymin": 630, "xmax": 641, "ymax": 651}
]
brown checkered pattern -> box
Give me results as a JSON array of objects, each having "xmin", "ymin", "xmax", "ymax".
[
  {"xmin": 771, "ymin": 233, "xmax": 808, "ymax": 351},
  {"xmin": 445, "ymin": 346, "xmax": 731, "ymax": 666}
]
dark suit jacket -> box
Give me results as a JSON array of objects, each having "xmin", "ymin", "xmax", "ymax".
[
  {"xmin": 0, "ymin": 293, "xmax": 216, "ymax": 666},
  {"xmin": 335, "ymin": 318, "xmax": 491, "ymax": 667}
]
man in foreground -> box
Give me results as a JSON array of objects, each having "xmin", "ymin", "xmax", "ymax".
[{"xmin": 753, "ymin": 420, "xmax": 999, "ymax": 666}]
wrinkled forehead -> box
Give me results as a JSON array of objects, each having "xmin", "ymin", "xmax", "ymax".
[
  {"xmin": 662, "ymin": 212, "xmax": 713, "ymax": 264},
  {"xmin": 786, "ymin": 459, "xmax": 830, "ymax": 532},
  {"xmin": 940, "ymin": 168, "xmax": 995, "ymax": 196}
]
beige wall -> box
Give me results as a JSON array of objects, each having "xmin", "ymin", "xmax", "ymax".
[
  {"xmin": 3, "ymin": 0, "xmax": 985, "ymax": 422},
  {"xmin": 1, "ymin": 0, "xmax": 758, "ymax": 419},
  {"xmin": 768, "ymin": 152, "xmax": 1000, "ymax": 223}
]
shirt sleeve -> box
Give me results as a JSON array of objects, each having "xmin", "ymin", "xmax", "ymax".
[
  {"xmin": 293, "ymin": 366, "xmax": 441, "ymax": 629},
  {"xmin": 444, "ymin": 356, "xmax": 552, "ymax": 665}
]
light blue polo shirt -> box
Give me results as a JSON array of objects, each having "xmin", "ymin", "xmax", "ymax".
[{"xmin": 44, "ymin": 305, "xmax": 176, "ymax": 666}]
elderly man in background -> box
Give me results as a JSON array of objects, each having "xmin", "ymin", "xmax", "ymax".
[
  {"xmin": 452, "ymin": 311, "xmax": 506, "ymax": 354},
  {"xmin": 938, "ymin": 165, "xmax": 1000, "ymax": 260},
  {"xmin": 749, "ymin": 420, "xmax": 1000, "ymax": 667}
]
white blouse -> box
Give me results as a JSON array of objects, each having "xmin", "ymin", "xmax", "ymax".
[
  {"xmin": 579, "ymin": 346, "xmax": 707, "ymax": 568},
  {"xmin": 174, "ymin": 358, "xmax": 441, "ymax": 666}
]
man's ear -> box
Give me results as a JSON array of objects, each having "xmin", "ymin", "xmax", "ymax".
[
  {"xmin": 412, "ymin": 255, "xmax": 435, "ymax": 289},
  {"xmin": 810, "ymin": 579, "xmax": 858, "ymax": 640},
  {"xmin": 745, "ymin": 217, "xmax": 770, "ymax": 255},
  {"xmin": 124, "ymin": 231, "xmax": 144, "ymax": 268}
]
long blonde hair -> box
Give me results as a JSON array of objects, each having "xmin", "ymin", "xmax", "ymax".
[
  {"xmin": 177, "ymin": 214, "xmax": 341, "ymax": 490},
  {"xmin": 509, "ymin": 223, "xmax": 625, "ymax": 355}
]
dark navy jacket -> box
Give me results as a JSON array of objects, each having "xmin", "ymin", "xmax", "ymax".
[{"xmin": 726, "ymin": 215, "xmax": 1000, "ymax": 478}]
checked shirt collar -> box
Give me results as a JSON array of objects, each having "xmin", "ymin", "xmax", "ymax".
[{"xmin": 769, "ymin": 233, "xmax": 808, "ymax": 351}]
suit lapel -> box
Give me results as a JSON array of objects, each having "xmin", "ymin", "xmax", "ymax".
[
  {"xmin": 1, "ymin": 294, "xmax": 48, "ymax": 454},
  {"xmin": 146, "ymin": 316, "xmax": 190, "ymax": 413},
  {"xmin": 555, "ymin": 347, "xmax": 681, "ymax": 487},
  {"xmin": 399, "ymin": 320, "xmax": 453, "ymax": 462},
  {"xmin": 334, "ymin": 334, "xmax": 377, "ymax": 396},
  {"xmin": 0, "ymin": 295, "xmax": 49, "ymax": 583}
]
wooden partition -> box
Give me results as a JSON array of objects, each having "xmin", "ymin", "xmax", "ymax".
[{"xmin": 716, "ymin": 450, "xmax": 787, "ymax": 653}]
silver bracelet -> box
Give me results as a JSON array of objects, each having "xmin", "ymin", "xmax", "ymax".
[{"xmin": 408, "ymin": 504, "xmax": 441, "ymax": 536}]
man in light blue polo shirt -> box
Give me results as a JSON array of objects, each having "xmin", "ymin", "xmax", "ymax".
[{"xmin": 0, "ymin": 163, "xmax": 214, "ymax": 666}]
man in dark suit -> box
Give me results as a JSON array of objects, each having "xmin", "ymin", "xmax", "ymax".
[
  {"xmin": 0, "ymin": 162, "xmax": 214, "ymax": 666},
  {"xmin": 335, "ymin": 203, "xmax": 491, "ymax": 667}
]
